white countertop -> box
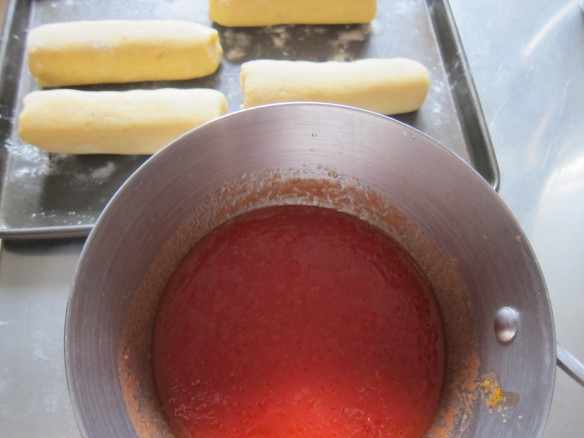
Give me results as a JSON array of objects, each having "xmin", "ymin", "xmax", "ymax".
[{"xmin": 450, "ymin": 0, "xmax": 584, "ymax": 434}]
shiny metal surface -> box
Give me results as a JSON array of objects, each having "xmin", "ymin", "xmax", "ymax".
[
  {"xmin": 557, "ymin": 344, "xmax": 584, "ymax": 388},
  {"xmin": 1, "ymin": 1, "xmax": 584, "ymax": 437},
  {"xmin": 67, "ymin": 103, "xmax": 554, "ymax": 437},
  {"xmin": 0, "ymin": 0, "xmax": 497, "ymax": 239},
  {"xmin": 449, "ymin": 0, "xmax": 584, "ymax": 434},
  {"xmin": 494, "ymin": 307, "xmax": 519, "ymax": 343}
]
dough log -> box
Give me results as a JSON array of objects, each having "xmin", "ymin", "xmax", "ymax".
[
  {"xmin": 18, "ymin": 88, "xmax": 228, "ymax": 155},
  {"xmin": 209, "ymin": 0, "xmax": 376, "ymax": 26},
  {"xmin": 27, "ymin": 20, "xmax": 223, "ymax": 87},
  {"xmin": 240, "ymin": 58, "xmax": 431, "ymax": 115}
]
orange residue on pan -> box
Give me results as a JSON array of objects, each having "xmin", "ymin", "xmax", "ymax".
[
  {"xmin": 481, "ymin": 380, "xmax": 505, "ymax": 410},
  {"xmin": 480, "ymin": 372, "xmax": 519, "ymax": 413}
]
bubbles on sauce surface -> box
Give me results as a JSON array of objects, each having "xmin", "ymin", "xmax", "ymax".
[{"xmin": 152, "ymin": 205, "xmax": 445, "ymax": 437}]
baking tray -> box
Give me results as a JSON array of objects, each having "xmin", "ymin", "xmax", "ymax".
[{"xmin": 0, "ymin": 0, "xmax": 499, "ymax": 240}]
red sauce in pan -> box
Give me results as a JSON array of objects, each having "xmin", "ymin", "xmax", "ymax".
[{"xmin": 152, "ymin": 205, "xmax": 444, "ymax": 437}]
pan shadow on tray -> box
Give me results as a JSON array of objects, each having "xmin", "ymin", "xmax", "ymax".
[{"xmin": 35, "ymin": 153, "xmax": 149, "ymax": 226}]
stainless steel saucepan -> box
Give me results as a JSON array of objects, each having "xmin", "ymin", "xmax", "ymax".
[{"xmin": 66, "ymin": 103, "xmax": 576, "ymax": 437}]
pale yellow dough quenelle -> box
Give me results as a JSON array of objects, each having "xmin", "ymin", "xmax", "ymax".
[
  {"xmin": 18, "ymin": 88, "xmax": 228, "ymax": 155},
  {"xmin": 209, "ymin": 0, "xmax": 377, "ymax": 26},
  {"xmin": 241, "ymin": 58, "xmax": 431, "ymax": 115},
  {"xmin": 27, "ymin": 20, "xmax": 223, "ymax": 87}
]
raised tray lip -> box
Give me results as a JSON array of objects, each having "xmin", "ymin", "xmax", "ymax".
[
  {"xmin": 0, "ymin": 224, "xmax": 93, "ymax": 240},
  {"xmin": 427, "ymin": 0, "xmax": 500, "ymax": 191},
  {"xmin": 0, "ymin": 0, "xmax": 500, "ymax": 240}
]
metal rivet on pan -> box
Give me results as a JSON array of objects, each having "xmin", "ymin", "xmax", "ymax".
[{"xmin": 494, "ymin": 307, "xmax": 519, "ymax": 343}]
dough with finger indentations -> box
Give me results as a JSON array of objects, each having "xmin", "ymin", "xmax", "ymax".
[
  {"xmin": 18, "ymin": 88, "xmax": 228, "ymax": 155},
  {"xmin": 240, "ymin": 58, "xmax": 431, "ymax": 115},
  {"xmin": 27, "ymin": 20, "xmax": 223, "ymax": 87},
  {"xmin": 209, "ymin": 0, "xmax": 377, "ymax": 26}
]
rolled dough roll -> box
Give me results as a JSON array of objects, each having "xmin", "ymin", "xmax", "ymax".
[
  {"xmin": 209, "ymin": 0, "xmax": 376, "ymax": 26},
  {"xmin": 18, "ymin": 88, "xmax": 228, "ymax": 155},
  {"xmin": 240, "ymin": 58, "xmax": 431, "ymax": 115},
  {"xmin": 27, "ymin": 20, "xmax": 223, "ymax": 87}
]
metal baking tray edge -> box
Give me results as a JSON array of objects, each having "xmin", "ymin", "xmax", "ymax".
[
  {"xmin": 427, "ymin": 0, "xmax": 500, "ymax": 191},
  {"xmin": 0, "ymin": 0, "xmax": 500, "ymax": 240}
]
